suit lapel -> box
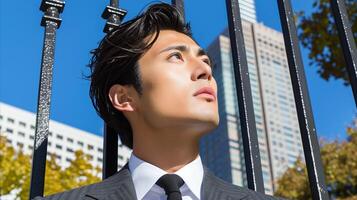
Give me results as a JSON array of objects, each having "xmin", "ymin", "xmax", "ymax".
[
  {"xmin": 201, "ymin": 166, "xmax": 249, "ymax": 200},
  {"xmin": 84, "ymin": 163, "xmax": 137, "ymax": 200}
]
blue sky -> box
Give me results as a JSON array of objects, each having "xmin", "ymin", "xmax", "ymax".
[{"xmin": 0, "ymin": 0, "xmax": 355, "ymax": 140}]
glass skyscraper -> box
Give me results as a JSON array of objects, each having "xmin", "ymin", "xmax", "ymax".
[
  {"xmin": 238, "ymin": 0, "xmax": 257, "ymax": 23},
  {"xmin": 200, "ymin": 20, "xmax": 304, "ymax": 195}
]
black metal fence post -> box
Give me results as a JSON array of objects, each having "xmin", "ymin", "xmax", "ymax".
[
  {"xmin": 102, "ymin": 124, "xmax": 119, "ymax": 179},
  {"xmin": 330, "ymin": 0, "xmax": 357, "ymax": 106},
  {"xmin": 101, "ymin": 0, "xmax": 126, "ymax": 33},
  {"xmin": 277, "ymin": 0, "xmax": 329, "ymax": 199},
  {"xmin": 101, "ymin": 0, "xmax": 126, "ymax": 179},
  {"xmin": 225, "ymin": 0, "xmax": 265, "ymax": 193},
  {"xmin": 29, "ymin": 0, "xmax": 65, "ymax": 199}
]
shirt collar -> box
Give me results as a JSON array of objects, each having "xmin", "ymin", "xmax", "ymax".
[{"xmin": 128, "ymin": 153, "xmax": 204, "ymax": 200}]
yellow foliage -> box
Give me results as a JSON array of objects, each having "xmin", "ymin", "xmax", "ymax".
[
  {"xmin": 0, "ymin": 135, "xmax": 101, "ymax": 200},
  {"xmin": 56, "ymin": 150, "xmax": 101, "ymax": 195},
  {"xmin": 0, "ymin": 135, "xmax": 31, "ymax": 197},
  {"xmin": 275, "ymin": 118, "xmax": 357, "ymax": 199},
  {"xmin": 274, "ymin": 158, "xmax": 311, "ymax": 200}
]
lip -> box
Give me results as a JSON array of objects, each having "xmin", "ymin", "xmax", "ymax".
[{"xmin": 193, "ymin": 86, "xmax": 216, "ymax": 101}]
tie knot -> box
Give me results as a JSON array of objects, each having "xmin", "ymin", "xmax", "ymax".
[{"xmin": 156, "ymin": 174, "xmax": 185, "ymax": 196}]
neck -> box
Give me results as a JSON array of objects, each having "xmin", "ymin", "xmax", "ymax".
[{"xmin": 132, "ymin": 127, "xmax": 200, "ymax": 173}]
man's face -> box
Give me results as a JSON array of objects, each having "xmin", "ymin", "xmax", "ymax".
[{"xmin": 133, "ymin": 30, "xmax": 219, "ymax": 136}]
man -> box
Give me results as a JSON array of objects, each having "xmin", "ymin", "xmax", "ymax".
[{"xmin": 34, "ymin": 3, "xmax": 281, "ymax": 200}]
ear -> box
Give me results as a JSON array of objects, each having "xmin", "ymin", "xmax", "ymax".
[{"xmin": 108, "ymin": 84, "xmax": 135, "ymax": 112}]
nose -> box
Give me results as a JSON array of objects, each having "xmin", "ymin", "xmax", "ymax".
[{"xmin": 191, "ymin": 57, "xmax": 213, "ymax": 81}]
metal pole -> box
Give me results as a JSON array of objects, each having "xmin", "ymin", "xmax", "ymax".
[
  {"xmin": 330, "ymin": 0, "xmax": 357, "ymax": 107},
  {"xmin": 171, "ymin": 0, "xmax": 185, "ymax": 20},
  {"xmin": 101, "ymin": 0, "xmax": 126, "ymax": 33},
  {"xmin": 102, "ymin": 124, "xmax": 119, "ymax": 179},
  {"xmin": 277, "ymin": 0, "xmax": 329, "ymax": 199},
  {"xmin": 225, "ymin": 0, "xmax": 265, "ymax": 193},
  {"xmin": 29, "ymin": 0, "xmax": 65, "ymax": 199},
  {"xmin": 101, "ymin": 0, "xmax": 126, "ymax": 179}
]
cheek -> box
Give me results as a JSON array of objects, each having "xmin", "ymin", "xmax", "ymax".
[{"xmin": 142, "ymin": 68, "xmax": 192, "ymax": 115}]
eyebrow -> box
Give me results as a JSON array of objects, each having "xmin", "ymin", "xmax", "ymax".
[{"xmin": 159, "ymin": 45, "xmax": 213, "ymax": 66}]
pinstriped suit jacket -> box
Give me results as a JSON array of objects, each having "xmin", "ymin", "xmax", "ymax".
[{"xmin": 33, "ymin": 163, "xmax": 283, "ymax": 200}]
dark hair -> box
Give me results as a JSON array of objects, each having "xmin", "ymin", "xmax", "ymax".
[{"xmin": 87, "ymin": 3, "xmax": 192, "ymax": 149}]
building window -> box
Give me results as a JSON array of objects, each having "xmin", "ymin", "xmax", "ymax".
[
  {"xmin": 97, "ymin": 157, "xmax": 103, "ymax": 162},
  {"xmin": 97, "ymin": 148, "xmax": 103, "ymax": 153},
  {"xmin": 28, "ymin": 145, "xmax": 33, "ymax": 150},
  {"xmin": 30, "ymin": 125, "xmax": 35, "ymax": 130},
  {"xmin": 49, "ymin": 131, "xmax": 52, "ymax": 136},
  {"xmin": 56, "ymin": 135, "xmax": 63, "ymax": 140},
  {"xmin": 0, "ymin": 115, "xmax": 3, "ymax": 120},
  {"xmin": 7, "ymin": 118, "xmax": 15, "ymax": 123},
  {"xmin": 19, "ymin": 121, "xmax": 26, "ymax": 127},
  {"xmin": 6, "ymin": 139, "xmax": 12, "ymax": 144},
  {"xmin": 18, "ymin": 131, "xmax": 25, "ymax": 137},
  {"xmin": 87, "ymin": 145, "xmax": 94, "ymax": 150},
  {"xmin": 17, "ymin": 142, "xmax": 24, "ymax": 148},
  {"xmin": 29, "ymin": 135, "xmax": 34, "ymax": 140},
  {"xmin": 77, "ymin": 141, "xmax": 84, "ymax": 146},
  {"xmin": 48, "ymin": 142, "xmax": 52, "ymax": 146},
  {"xmin": 66, "ymin": 158, "xmax": 72, "ymax": 162},
  {"xmin": 55, "ymin": 144, "xmax": 62, "ymax": 150},
  {"xmin": 6, "ymin": 128, "xmax": 13, "ymax": 133},
  {"xmin": 66, "ymin": 148, "xmax": 73, "ymax": 153},
  {"xmin": 67, "ymin": 138, "xmax": 73, "ymax": 143}
]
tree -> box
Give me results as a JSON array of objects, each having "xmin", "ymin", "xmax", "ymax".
[
  {"xmin": 60, "ymin": 150, "xmax": 101, "ymax": 192},
  {"xmin": 19, "ymin": 151, "xmax": 101, "ymax": 199},
  {"xmin": 0, "ymin": 135, "xmax": 101, "ymax": 199},
  {"xmin": 0, "ymin": 135, "xmax": 31, "ymax": 197},
  {"xmin": 275, "ymin": 118, "xmax": 357, "ymax": 199},
  {"xmin": 298, "ymin": 0, "xmax": 356, "ymax": 85},
  {"xmin": 274, "ymin": 158, "xmax": 311, "ymax": 199},
  {"xmin": 18, "ymin": 154, "xmax": 65, "ymax": 200}
]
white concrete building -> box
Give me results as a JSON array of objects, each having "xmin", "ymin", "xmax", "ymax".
[
  {"xmin": 0, "ymin": 102, "xmax": 131, "ymax": 171},
  {"xmin": 200, "ymin": 21, "xmax": 304, "ymax": 194}
]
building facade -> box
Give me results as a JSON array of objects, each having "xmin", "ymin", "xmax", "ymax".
[
  {"xmin": 238, "ymin": 0, "xmax": 257, "ymax": 23},
  {"xmin": 0, "ymin": 102, "xmax": 131, "ymax": 171},
  {"xmin": 200, "ymin": 20, "xmax": 304, "ymax": 194}
]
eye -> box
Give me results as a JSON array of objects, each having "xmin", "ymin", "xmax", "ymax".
[
  {"xmin": 202, "ymin": 58, "xmax": 211, "ymax": 66},
  {"xmin": 168, "ymin": 52, "xmax": 183, "ymax": 61}
]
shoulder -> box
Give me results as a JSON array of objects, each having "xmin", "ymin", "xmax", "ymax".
[
  {"xmin": 31, "ymin": 181, "xmax": 101, "ymax": 200},
  {"xmin": 32, "ymin": 166, "xmax": 131, "ymax": 200},
  {"xmin": 203, "ymin": 167, "xmax": 286, "ymax": 200}
]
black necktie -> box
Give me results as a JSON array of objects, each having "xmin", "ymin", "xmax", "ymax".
[{"xmin": 156, "ymin": 174, "xmax": 185, "ymax": 200}]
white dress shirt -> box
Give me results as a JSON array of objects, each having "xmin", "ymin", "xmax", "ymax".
[{"xmin": 128, "ymin": 153, "xmax": 204, "ymax": 200}]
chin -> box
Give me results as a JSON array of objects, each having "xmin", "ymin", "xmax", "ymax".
[
  {"xmin": 200, "ymin": 116, "xmax": 220, "ymax": 132},
  {"xmin": 180, "ymin": 118, "xmax": 219, "ymax": 138}
]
